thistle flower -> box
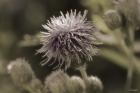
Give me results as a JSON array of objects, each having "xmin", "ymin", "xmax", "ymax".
[{"xmin": 38, "ymin": 10, "xmax": 99, "ymax": 69}]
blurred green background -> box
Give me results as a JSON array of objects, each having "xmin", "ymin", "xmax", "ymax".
[{"xmin": 0, "ymin": 0, "xmax": 139, "ymax": 93}]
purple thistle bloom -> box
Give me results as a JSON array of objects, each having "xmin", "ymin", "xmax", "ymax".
[{"xmin": 38, "ymin": 10, "xmax": 98, "ymax": 69}]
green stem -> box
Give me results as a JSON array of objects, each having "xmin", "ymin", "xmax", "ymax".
[
  {"xmin": 128, "ymin": 27, "xmax": 135, "ymax": 50},
  {"xmin": 114, "ymin": 29, "xmax": 136, "ymax": 93},
  {"xmin": 78, "ymin": 64, "xmax": 88, "ymax": 80},
  {"xmin": 120, "ymin": 40, "xmax": 133, "ymax": 93}
]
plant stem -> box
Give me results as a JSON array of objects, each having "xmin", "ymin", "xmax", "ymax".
[
  {"xmin": 114, "ymin": 29, "xmax": 136, "ymax": 93},
  {"xmin": 120, "ymin": 40, "xmax": 133, "ymax": 93},
  {"xmin": 78, "ymin": 64, "xmax": 88, "ymax": 80}
]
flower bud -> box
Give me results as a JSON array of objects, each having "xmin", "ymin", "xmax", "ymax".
[
  {"xmin": 44, "ymin": 70, "xmax": 69, "ymax": 93},
  {"xmin": 67, "ymin": 76, "xmax": 85, "ymax": 93},
  {"xmin": 114, "ymin": 0, "xmax": 140, "ymax": 27},
  {"xmin": 104, "ymin": 10, "xmax": 122, "ymax": 30},
  {"xmin": 7, "ymin": 58, "xmax": 35, "ymax": 86},
  {"xmin": 85, "ymin": 76, "xmax": 103, "ymax": 93}
]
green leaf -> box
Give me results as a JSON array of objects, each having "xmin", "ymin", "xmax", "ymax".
[
  {"xmin": 101, "ymin": 48, "xmax": 140, "ymax": 73},
  {"xmin": 100, "ymin": 48, "xmax": 130, "ymax": 69}
]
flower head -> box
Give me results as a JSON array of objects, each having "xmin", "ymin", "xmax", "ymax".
[{"xmin": 38, "ymin": 10, "xmax": 99, "ymax": 69}]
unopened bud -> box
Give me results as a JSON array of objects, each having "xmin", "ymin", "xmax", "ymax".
[
  {"xmin": 7, "ymin": 58, "xmax": 35, "ymax": 86},
  {"xmin": 44, "ymin": 70, "xmax": 69, "ymax": 93},
  {"xmin": 85, "ymin": 76, "xmax": 103, "ymax": 93},
  {"xmin": 67, "ymin": 76, "xmax": 85, "ymax": 93},
  {"xmin": 104, "ymin": 10, "xmax": 122, "ymax": 30}
]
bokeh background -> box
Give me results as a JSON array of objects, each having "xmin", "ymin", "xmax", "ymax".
[{"xmin": 0, "ymin": 0, "xmax": 139, "ymax": 93}]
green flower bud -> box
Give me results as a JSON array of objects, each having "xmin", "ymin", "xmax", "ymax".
[
  {"xmin": 104, "ymin": 10, "xmax": 122, "ymax": 30},
  {"xmin": 44, "ymin": 70, "xmax": 69, "ymax": 93},
  {"xmin": 85, "ymin": 76, "xmax": 103, "ymax": 93},
  {"xmin": 67, "ymin": 76, "xmax": 85, "ymax": 93},
  {"xmin": 114, "ymin": 0, "xmax": 140, "ymax": 27},
  {"xmin": 7, "ymin": 58, "xmax": 35, "ymax": 86}
]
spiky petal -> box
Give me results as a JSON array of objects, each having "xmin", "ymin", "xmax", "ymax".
[{"xmin": 38, "ymin": 10, "xmax": 98, "ymax": 69}]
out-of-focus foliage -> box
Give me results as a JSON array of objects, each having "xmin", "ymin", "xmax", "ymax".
[{"xmin": 83, "ymin": 0, "xmax": 140, "ymax": 93}]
